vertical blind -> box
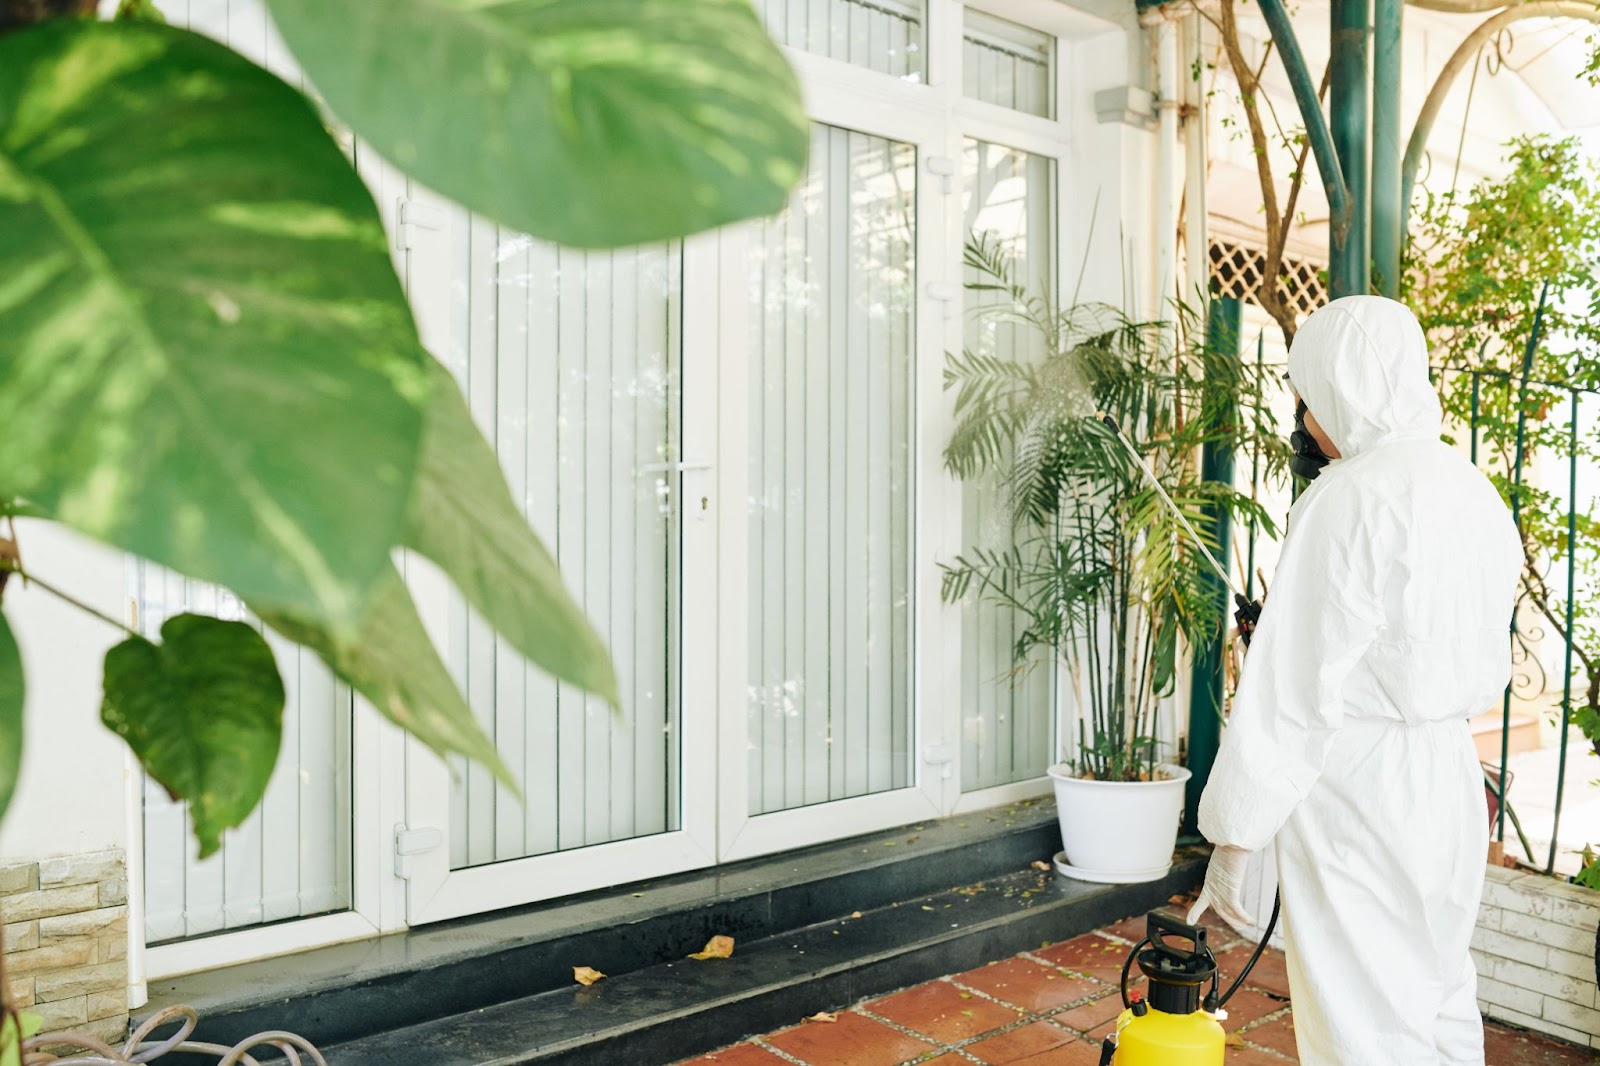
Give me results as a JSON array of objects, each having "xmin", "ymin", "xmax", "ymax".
[
  {"xmin": 746, "ymin": 125, "xmax": 917, "ymax": 816},
  {"xmin": 135, "ymin": 565, "xmax": 353, "ymax": 944},
  {"xmin": 758, "ymin": 0, "xmax": 926, "ymax": 81},
  {"xmin": 959, "ymin": 140, "xmax": 1058, "ymax": 793},
  {"xmin": 963, "ymin": 9, "xmax": 1055, "ymax": 118},
  {"xmin": 441, "ymin": 219, "xmax": 683, "ymax": 870}
]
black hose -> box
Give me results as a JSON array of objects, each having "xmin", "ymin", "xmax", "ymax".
[
  {"xmin": 1119, "ymin": 936, "xmax": 1151, "ymax": 1009},
  {"xmin": 1218, "ymin": 891, "xmax": 1282, "ymax": 1008}
]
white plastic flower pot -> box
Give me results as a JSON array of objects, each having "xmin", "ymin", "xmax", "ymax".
[{"xmin": 1047, "ymin": 763, "xmax": 1191, "ymax": 884}]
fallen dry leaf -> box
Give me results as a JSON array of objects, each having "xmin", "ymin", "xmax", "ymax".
[
  {"xmin": 573, "ymin": 966, "xmax": 605, "ymax": 986},
  {"xmin": 849, "ymin": 911, "xmax": 863, "ymax": 919},
  {"xmin": 804, "ymin": 1011, "xmax": 838, "ymax": 1023},
  {"xmin": 688, "ymin": 934, "xmax": 735, "ymax": 960},
  {"xmin": 1030, "ymin": 860, "xmax": 1051, "ymax": 872}
]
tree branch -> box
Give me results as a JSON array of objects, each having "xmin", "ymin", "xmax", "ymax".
[{"xmin": 1214, "ymin": 0, "xmax": 1300, "ymax": 346}]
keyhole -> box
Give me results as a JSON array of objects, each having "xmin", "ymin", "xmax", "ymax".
[{"xmin": 700, "ymin": 496, "xmax": 709, "ymax": 511}]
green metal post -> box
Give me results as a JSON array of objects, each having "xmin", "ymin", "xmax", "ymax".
[
  {"xmin": 1497, "ymin": 283, "xmax": 1549, "ymax": 844},
  {"xmin": 1371, "ymin": 0, "xmax": 1403, "ymax": 297},
  {"xmin": 1183, "ymin": 297, "xmax": 1242, "ymax": 835},
  {"xmin": 1330, "ymin": 0, "xmax": 1372, "ymax": 297}
]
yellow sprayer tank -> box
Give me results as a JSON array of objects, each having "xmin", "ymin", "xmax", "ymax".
[
  {"xmin": 1101, "ymin": 911, "xmax": 1228, "ymax": 1066},
  {"xmin": 1111, "ymin": 1000, "xmax": 1225, "ymax": 1065}
]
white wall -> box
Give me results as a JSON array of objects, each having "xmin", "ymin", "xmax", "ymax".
[
  {"xmin": 0, "ymin": 523, "xmax": 131, "ymax": 862},
  {"xmin": 1064, "ymin": 26, "xmax": 1160, "ymax": 313}
]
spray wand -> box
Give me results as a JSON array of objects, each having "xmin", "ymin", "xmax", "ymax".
[{"xmin": 1096, "ymin": 413, "xmax": 1262, "ymax": 642}]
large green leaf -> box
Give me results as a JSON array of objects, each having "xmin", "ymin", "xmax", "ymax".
[
  {"xmin": 405, "ymin": 363, "xmax": 617, "ymax": 704},
  {"xmin": 0, "ymin": 21, "xmax": 431, "ymax": 635},
  {"xmin": 101, "ymin": 614, "xmax": 285, "ymax": 858},
  {"xmin": 0, "ymin": 610, "xmax": 22, "ymax": 824},
  {"xmin": 262, "ymin": 0, "xmax": 809, "ymax": 248},
  {"xmin": 255, "ymin": 567, "xmax": 514, "ymax": 789}
]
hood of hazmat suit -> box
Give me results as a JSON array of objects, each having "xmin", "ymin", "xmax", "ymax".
[{"xmin": 1197, "ymin": 296, "xmax": 1522, "ymax": 1066}]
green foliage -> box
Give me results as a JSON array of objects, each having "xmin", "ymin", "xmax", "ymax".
[
  {"xmin": 102, "ymin": 615, "xmax": 285, "ymax": 859},
  {"xmin": 941, "ymin": 238, "xmax": 1285, "ymax": 782},
  {"xmin": 1404, "ymin": 135, "xmax": 1600, "ymax": 757},
  {"xmin": 0, "ymin": 613, "xmax": 19, "ymax": 822},
  {"xmin": 262, "ymin": 0, "xmax": 808, "ymax": 249},
  {"xmin": 1575, "ymin": 844, "xmax": 1600, "ymax": 890},
  {"xmin": 0, "ymin": 1, "xmax": 804, "ymax": 857}
]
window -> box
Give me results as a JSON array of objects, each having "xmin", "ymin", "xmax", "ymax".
[
  {"xmin": 136, "ymin": 566, "xmax": 353, "ymax": 943},
  {"xmin": 759, "ymin": 0, "xmax": 927, "ymax": 82},
  {"xmin": 959, "ymin": 139, "xmax": 1057, "ymax": 792},
  {"xmin": 963, "ymin": 9, "xmax": 1055, "ymax": 118}
]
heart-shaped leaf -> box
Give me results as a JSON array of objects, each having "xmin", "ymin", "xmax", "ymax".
[
  {"xmin": 0, "ymin": 20, "xmax": 431, "ymax": 636},
  {"xmin": 254, "ymin": 566, "xmax": 513, "ymax": 789},
  {"xmin": 102, "ymin": 614, "xmax": 285, "ymax": 858},
  {"xmin": 262, "ymin": 0, "xmax": 809, "ymax": 248},
  {"xmin": 0, "ymin": 610, "xmax": 22, "ymax": 824},
  {"xmin": 404, "ymin": 362, "xmax": 617, "ymax": 704}
]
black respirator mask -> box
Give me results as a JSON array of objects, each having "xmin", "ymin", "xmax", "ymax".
[{"xmin": 1289, "ymin": 398, "xmax": 1332, "ymax": 481}]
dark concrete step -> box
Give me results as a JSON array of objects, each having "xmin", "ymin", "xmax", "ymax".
[
  {"xmin": 141, "ymin": 801, "xmax": 1068, "ymax": 1053},
  {"xmin": 321, "ymin": 858, "xmax": 1203, "ymax": 1065}
]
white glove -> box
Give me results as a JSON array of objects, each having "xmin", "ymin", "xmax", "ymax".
[{"xmin": 1186, "ymin": 845, "xmax": 1255, "ymax": 930}]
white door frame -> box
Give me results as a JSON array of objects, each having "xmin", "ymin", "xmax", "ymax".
[
  {"xmin": 713, "ymin": 75, "xmax": 954, "ymax": 863},
  {"xmin": 395, "ymin": 192, "xmax": 720, "ymax": 926}
]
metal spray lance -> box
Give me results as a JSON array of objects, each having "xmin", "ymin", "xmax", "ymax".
[{"xmin": 1095, "ymin": 413, "xmax": 1262, "ymax": 643}]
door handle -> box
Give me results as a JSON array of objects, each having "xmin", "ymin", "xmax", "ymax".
[{"xmin": 638, "ymin": 461, "xmax": 712, "ymax": 520}]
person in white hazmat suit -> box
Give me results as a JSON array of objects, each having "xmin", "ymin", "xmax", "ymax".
[{"xmin": 1188, "ymin": 295, "xmax": 1522, "ymax": 1066}]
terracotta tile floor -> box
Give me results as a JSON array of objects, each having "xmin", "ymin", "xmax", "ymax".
[{"xmin": 678, "ymin": 905, "xmax": 1596, "ymax": 1066}]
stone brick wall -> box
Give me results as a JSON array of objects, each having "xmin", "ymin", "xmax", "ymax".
[
  {"xmin": 1474, "ymin": 865, "xmax": 1600, "ymax": 1050},
  {"xmin": 0, "ymin": 850, "xmax": 129, "ymax": 1045}
]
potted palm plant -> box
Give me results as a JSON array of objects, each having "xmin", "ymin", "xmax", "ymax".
[{"xmin": 941, "ymin": 238, "xmax": 1280, "ymax": 883}]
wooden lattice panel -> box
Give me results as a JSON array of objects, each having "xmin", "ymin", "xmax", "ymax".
[{"xmin": 1209, "ymin": 238, "xmax": 1329, "ymax": 316}]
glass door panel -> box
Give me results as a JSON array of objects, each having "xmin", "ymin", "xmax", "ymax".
[
  {"xmin": 439, "ymin": 221, "xmax": 684, "ymax": 868},
  {"xmin": 745, "ymin": 125, "xmax": 917, "ymax": 816},
  {"xmin": 133, "ymin": 563, "xmax": 353, "ymax": 942},
  {"xmin": 398, "ymin": 181, "xmax": 714, "ymax": 925},
  {"xmin": 958, "ymin": 139, "xmax": 1057, "ymax": 792}
]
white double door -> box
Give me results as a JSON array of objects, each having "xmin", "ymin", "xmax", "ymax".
[{"xmin": 396, "ymin": 93, "xmax": 955, "ymax": 924}]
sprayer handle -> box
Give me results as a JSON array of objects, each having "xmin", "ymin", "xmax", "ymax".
[
  {"xmin": 1146, "ymin": 909, "xmax": 1209, "ymax": 963},
  {"xmin": 1234, "ymin": 594, "xmax": 1262, "ymax": 647}
]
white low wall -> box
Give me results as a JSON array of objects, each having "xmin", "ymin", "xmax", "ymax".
[{"xmin": 1474, "ymin": 866, "xmax": 1600, "ymax": 1050}]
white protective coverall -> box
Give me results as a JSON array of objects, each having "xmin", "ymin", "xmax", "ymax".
[{"xmin": 1197, "ymin": 296, "xmax": 1522, "ymax": 1066}]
